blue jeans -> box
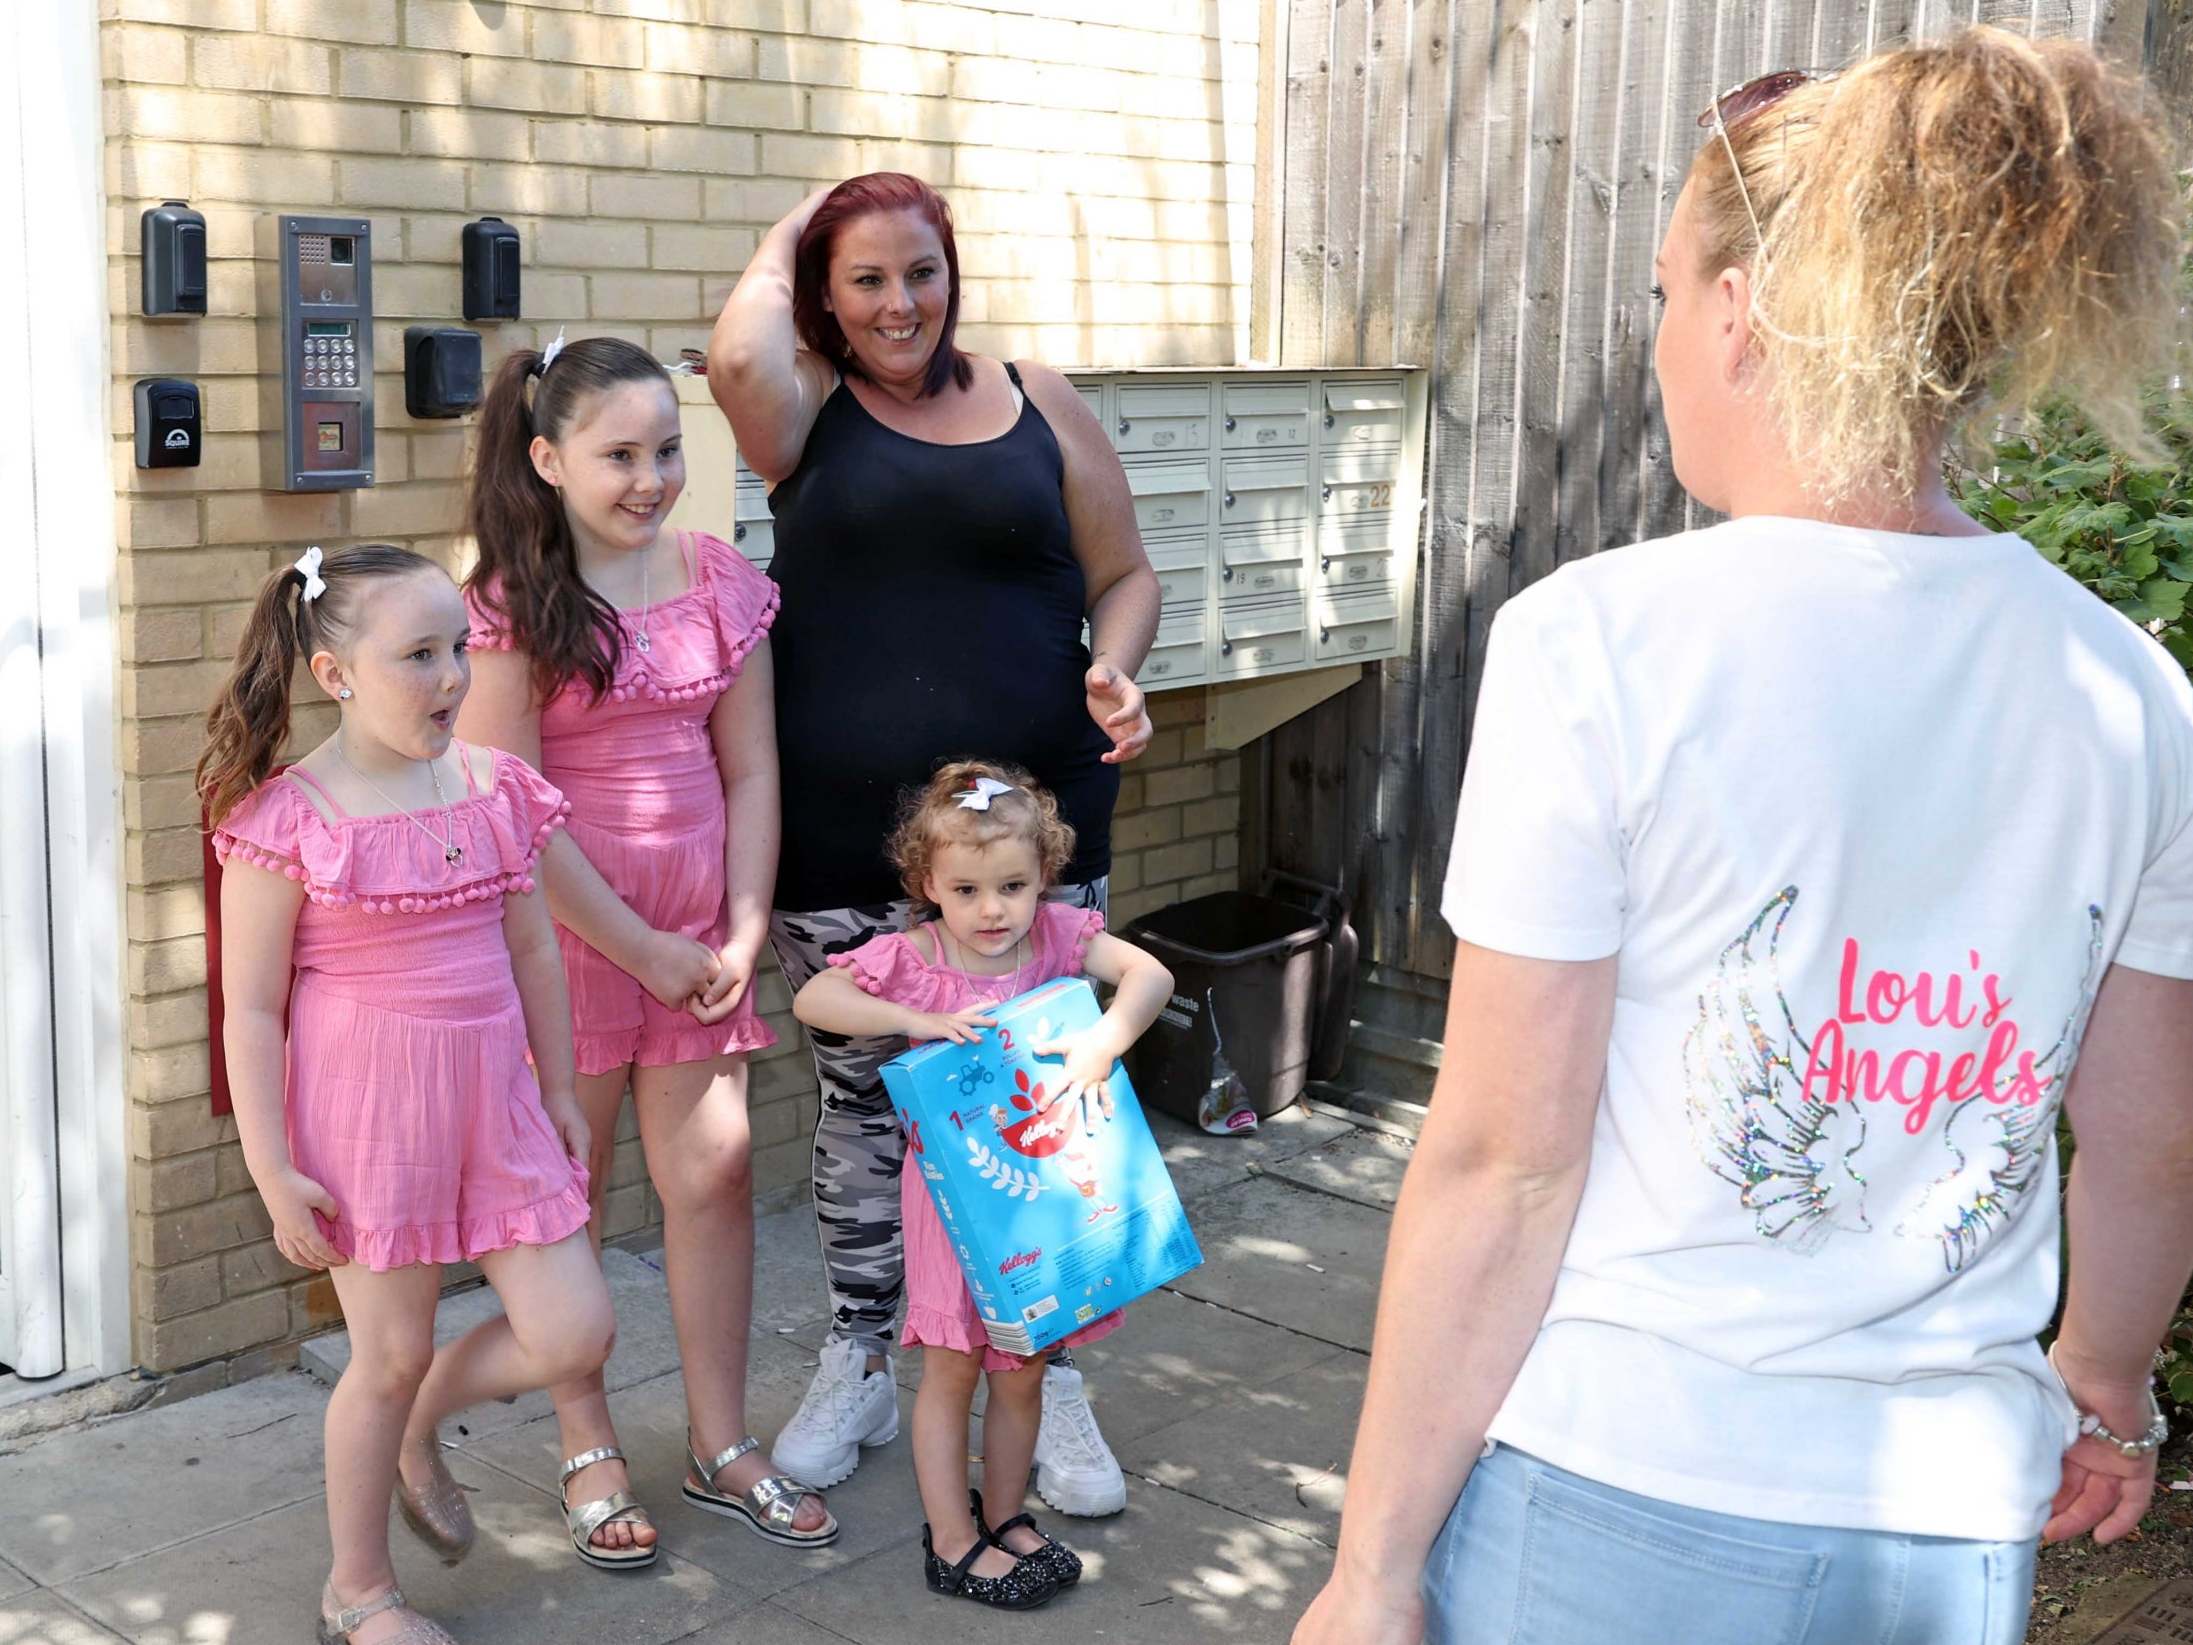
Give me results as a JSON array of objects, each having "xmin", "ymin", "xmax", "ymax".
[{"xmin": 1423, "ymin": 1446, "xmax": 2036, "ymax": 1645}]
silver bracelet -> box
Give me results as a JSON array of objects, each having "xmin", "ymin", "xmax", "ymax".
[{"xmin": 2050, "ymin": 1345, "xmax": 2173, "ymax": 1458}]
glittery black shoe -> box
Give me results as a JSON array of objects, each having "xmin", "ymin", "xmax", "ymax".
[
  {"xmin": 972, "ymin": 1489, "xmax": 1083, "ymax": 1590},
  {"xmin": 922, "ymin": 1522, "xmax": 1060, "ymax": 1609}
]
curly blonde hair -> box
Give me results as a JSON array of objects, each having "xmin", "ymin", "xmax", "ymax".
[
  {"xmin": 1690, "ymin": 26, "xmax": 2185, "ymax": 499},
  {"xmin": 887, "ymin": 759, "xmax": 1077, "ymax": 906}
]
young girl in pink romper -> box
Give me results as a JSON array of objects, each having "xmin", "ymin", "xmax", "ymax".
[
  {"xmin": 793, "ymin": 760, "xmax": 1174, "ymax": 1611},
  {"xmin": 203, "ymin": 544, "xmax": 612, "ymax": 1645},
  {"xmin": 457, "ymin": 334, "xmax": 832, "ymax": 1565}
]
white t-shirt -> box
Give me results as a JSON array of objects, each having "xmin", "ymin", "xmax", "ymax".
[{"xmin": 1442, "ymin": 515, "xmax": 2193, "ymax": 1541}]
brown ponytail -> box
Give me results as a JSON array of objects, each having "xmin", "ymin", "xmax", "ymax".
[
  {"xmin": 1691, "ymin": 25, "xmax": 2185, "ymax": 497},
  {"xmin": 196, "ymin": 543, "xmax": 439, "ymax": 827},
  {"xmin": 465, "ymin": 336, "xmax": 674, "ymax": 704}
]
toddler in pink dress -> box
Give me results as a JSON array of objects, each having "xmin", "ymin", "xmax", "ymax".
[{"xmin": 793, "ymin": 760, "xmax": 1175, "ymax": 1611}]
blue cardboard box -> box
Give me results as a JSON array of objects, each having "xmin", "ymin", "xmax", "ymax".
[{"xmin": 881, "ymin": 977, "xmax": 1204, "ymax": 1358}]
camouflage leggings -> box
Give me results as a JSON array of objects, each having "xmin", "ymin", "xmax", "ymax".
[{"xmin": 768, "ymin": 878, "xmax": 1108, "ymax": 1357}]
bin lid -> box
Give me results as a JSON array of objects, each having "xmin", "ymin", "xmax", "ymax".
[{"xmin": 1124, "ymin": 891, "xmax": 1326, "ymax": 965}]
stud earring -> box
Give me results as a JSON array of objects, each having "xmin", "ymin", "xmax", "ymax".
[{"xmin": 337, "ymin": 687, "xmax": 353, "ymax": 700}]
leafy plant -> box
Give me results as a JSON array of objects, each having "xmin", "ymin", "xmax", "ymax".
[{"xmin": 1949, "ymin": 388, "xmax": 2193, "ymax": 678}]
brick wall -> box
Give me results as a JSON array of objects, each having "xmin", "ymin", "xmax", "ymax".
[{"xmin": 102, "ymin": 0, "xmax": 1258, "ymax": 1373}]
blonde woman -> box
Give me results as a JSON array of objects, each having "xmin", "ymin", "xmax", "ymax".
[{"xmin": 1297, "ymin": 28, "xmax": 2191, "ymax": 1645}]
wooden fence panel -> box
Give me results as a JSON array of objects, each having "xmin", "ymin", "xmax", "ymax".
[{"xmin": 1256, "ymin": 0, "xmax": 2141, "ymax": 981}]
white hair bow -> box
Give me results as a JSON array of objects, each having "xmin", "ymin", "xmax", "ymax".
[
  {"xmin": 540, "ymin": 326, "xmax": 567, "ymax": 372},
  {"xmin": 293, "ymin": 545, "xmax": 326, "ymax": 602},
  {"xmin": 956, "ymin": 778, "xmax": 1017, "ymax": 811}
]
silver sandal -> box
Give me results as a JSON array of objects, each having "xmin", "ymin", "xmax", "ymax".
[
  {"xmin": 393, "ymin": 1432, "xmax": 474, "ymax": 1567},
  {"xmin": 558, "ymin": 1445, "xmax": 659, "ymax": 1571},
  {"xmin": 682, "ymin": 1432, "xmax": 839, "ymax": 1548},
  {"xmin": 316, "ymin": 1582, "xmax": 457, "ymax": 1644}
]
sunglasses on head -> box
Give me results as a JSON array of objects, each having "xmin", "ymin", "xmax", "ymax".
[{"xmin": 1695, "ymin": 68, "xmax": 1833, "ymax": 252}]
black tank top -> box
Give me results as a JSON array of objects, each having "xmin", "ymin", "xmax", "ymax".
[{"xmin": 766, "ymin": 363, "xmax": 1118, "ymax": 911}]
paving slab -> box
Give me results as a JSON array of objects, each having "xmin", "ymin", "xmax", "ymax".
[
  {"xmin": 0, "ymin": 1372, "xmax": 330, "ymax": 1585},
  {"xmin": 1150, "ymin": 1104, "xmax": 1355, "ymax": 1208},
  {"xmin": 1164, "ymin": 1177, "xmax": 1389, "ymax": 1354},
  {"xmin": 770, "ymin": 1465, "xmax": 1335, "ymax": 1643},
  {"xmin": 1063, "ymin": 1285, "xmax": 1359, "ymax": 1450},
  {"xmin": 1255, "ymin": 1126, "xmax": 1415, "ymax": 1211},
  {"xmin": 675, "ymin": 1598, "xmax": 897, "ymax": 1642},
  {"xmin": 0, "ymin": 1551, "xmax": 36, "ymax": 1603},
  {"xmin": 462, "ymin": 1331, "xmax": 927, "ymax": 1601},
  {"xmin": 0, "ymin": 1592, "xmax": 125, "ymax": 1644},
  {"xmin": 1114, "ymin": 1346, "xmax": 1366, "ymax": 1547},
  {"xmin": 58, "ymin": 1466, "xmax": 760, "ymax": 1645}
]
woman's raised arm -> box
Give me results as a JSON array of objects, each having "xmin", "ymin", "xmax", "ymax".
[{"xmin": 707, "ymin": 187, "xmax": 837, "ymax": 485}]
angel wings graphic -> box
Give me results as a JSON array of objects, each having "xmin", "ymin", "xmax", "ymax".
[{"xmin": 1683, "ymin": 890, "xmax": 2107, "ymax": 1272}]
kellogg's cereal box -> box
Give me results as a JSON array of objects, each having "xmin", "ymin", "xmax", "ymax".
[{"xmin": 880, "ymin": 977, "xmax": 1204, "ymax": 1357}]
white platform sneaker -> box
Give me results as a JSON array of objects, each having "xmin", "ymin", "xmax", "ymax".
[
  {"xmin": 1033, "ymin": 1362, "xmax": 1127, "ymax": 1517},
  {"xmin": 770, "ymin": 1338, "xmax": 901, "ymax": 1488}
]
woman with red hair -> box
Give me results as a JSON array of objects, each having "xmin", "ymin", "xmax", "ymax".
[{"xmin": 706, "ymin": 174, "xmax": 1158, "ymax": 1520}]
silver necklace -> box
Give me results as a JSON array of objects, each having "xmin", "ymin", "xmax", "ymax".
[
  {"xmin": 332, "ymin": 738, "xmax": 464, "ymax": 865},
  {"xmin": 940, "ymin": 928, "xmax": 1032, "ymax": 1001},
  {"xmin": 633, "ymin": 545, "xmax": 652, "ymax": 653}
]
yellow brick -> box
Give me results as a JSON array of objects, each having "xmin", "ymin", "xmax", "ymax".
[
  {"xmin": 269, "ymin": 98, "xmax": 404, "ymax": 154},
  {"xmin": 651, "ymin": 126, "xmax": 755, "ymax": 175},
  {"xmin": 808, "ymin": 0, "xmax": 994, "ymax": 54},
  {"xmin": 408, "ymin": 430, "xmax": 468, "ymax": 480},
  {"xmin": 591, "ymin": 67, "xmax": 701, "ymax": 124},
  {"xmin": 338, "ymin": 47, "xmax": 464, "ymax": 105},
  {"xmin": 130, "ymin": 1097, "xmax": 235, "ymax": 1161},
  {"xmin": 1108, "ymin": 852, "xmax": 1142, "ymax": 895},
  {"xmin": 129, "ymin": 989, "xmax": 214, "ymax": 1055},
  {"xmin": 591, "ymin": 172, "xmax": 702, "ymax": 221},
  {"xmin": 136, "ymin": 1150, "xmax": 218, "ymax": 1215},
  {"xmin": 126, "ymin": 772, "xmax": 209, "ymax": 833},
  {"xmin": 108, "ymin": 86, "xmax": 264, "ymax": 145},
  {"xmin": 1214, "ymin": 834, "xmax": 1240, "ymax": 871},
  {"xmin": 519, "ymin": 271, "xmax": 589, "ymax": 317},
  {"xmin": 221, "ymin": 1239, "xmax": 303, "ymax": 1297},
  {"xmin": 113, "ymin": 0, "xmax": 255, "ymax": 29},
  {"xmin": 128, "ymin": 879, "xmax": 210, "ymax": 944},
  {"xmin": 531, "ymin": 120, "xmax": 650, "ymax": 169},
  {"xmin": 533, "ymin": 12, "xmax": 648, "ymax": 69},
  {"xmin": 109, "ymin": 140, "xmax": 194, "ymax": 199},
  {"xmin": 706, "ymin": 80, "xmax": 805, "ymax": 129},
  {"xmin": 129, "ymin": 825, "xmax": 208, "ymax": 885},
  {"xmin": 190, "ymin": 144, "xmax": 337, "ymax": 206},
  {"xmin": 123, "ymin": 607, "xmax": 205, "ymax": 665},
  {"xmin": 702, "ymin": 177, "xmax": 810, "ymax": 224},
  {"xmin": 400, "ymin": 0, "xmax": 526, "ymax": 56},
  {"xmin": 407, "ymin": 106, "xmax": 532, "ymax": 162},
  {"xmin": 205, "ymin": 601, "xmax": 257, "ymax": 657},
  {"xmin": 639, "ymin": 20, "xmax": 763, "ymax": 77},
  {"xmin": 1181, "ymin": 793, "xmax": 1241, "ymax": 838},
  {"xmin": 807, "ymin": 88, "xmax": 958, "ymax": 143},
  {"xmin": 535, "ymin": 219, "xmax": 649, "ymax": 270},
  {"xmin": 1143, "ymin": 838, "xmax": 1214, "ymax": 884},
  {"xmin": 141, "ymin": 1288, "xmax": 289, "ymax": 1371},
  {"xmin": 1113, "ymin": 807, "xmax": 1180, "ymax": 852},
  {"xmin": 265, "ymin": 0, "xmax": 398, "ymax": 43},
  {"xmin": 193, "ymin": 33, "xmax": 335, "ymax": 94},
  {"xmin": 759, "ymin": 132, "xmax": 951, "ymax": 182},
  {"xmin": 120, "ymin": 713, "xmax": 212, "ymax": 779},
  {"xmin": 123, "ymin": 659, "xmax": 231, "ymax": 722},
  {"xmin": 202, "ymin": 489, "xmax": 348, "ymax": 548},
  {"xmin": 589, "ymin": 272, "xmax": 701, "ymax": 321},
  {"xmin": 349, "ymin": 483, "xmax": 464, "ymax": 537},
  {"xmin": 135, "ymin": 1256, "xmax": 223, "ymax": 1323},
  {"xmin": 104, "ymin": 24, "xmax": 190, "ymax": 84},
  {"xmin": 649, "ymin": 322, "xmax": 714, "ymax": 358},
  {"xmin": 465, "ymin": 57, "xmax": 587, "ymax": 116},
  {"xmin": 339, "ymin": 156, "xmax": 466, "ymax": 211},
  {"xmin": 651, "ymin": 223, "xmax": 756, "ymax": 272},
  {"xmin": 468, "ymin": 163, "xmax": 589, "ymax": 218},
  {"xmin": 754, "ymin": 35, "xmax": 951, "ymax": 98},
  {"xmin": 116, "ymin": 496, "xmax": 203, "ymax": 552},
  {"xmin": 121, "ymin": 431, "xmax": 274, "ymax": 493},
  {"xmin": 216, "ymin": 1143, "xmax": 256, "ymax": 1198}
]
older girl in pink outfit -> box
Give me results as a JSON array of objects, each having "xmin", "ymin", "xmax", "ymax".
[
  {"xmin": 458, "ymin": 334, "xmax": 831, "ymax": 1565},
  {"xmin": 203, "ymin": 543, "xmax": 611, "ymax": 1645},
  {"xmin": 794, "ymin": 761, "xmax": 1173, "ymax": 1611}
]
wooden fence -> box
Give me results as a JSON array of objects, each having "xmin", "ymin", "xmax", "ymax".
[{"xmin": 1248, "ymin": 0, "xmax": 2161, "ymax": 985}]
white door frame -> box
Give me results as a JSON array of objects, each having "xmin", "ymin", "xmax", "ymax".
[{"xmin": 0, "ymin": 0, "xmax": 130, "ymax": 1382}]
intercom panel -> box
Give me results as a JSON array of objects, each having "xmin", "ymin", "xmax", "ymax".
[{"xmin": 275, "ymin": 214, "xmax": 374, "ymax": 492}]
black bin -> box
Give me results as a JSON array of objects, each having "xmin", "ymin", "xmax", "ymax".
[{"xmin": 1122, "ymin": 891, "xmax": 1328, "ymax": 1125}]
